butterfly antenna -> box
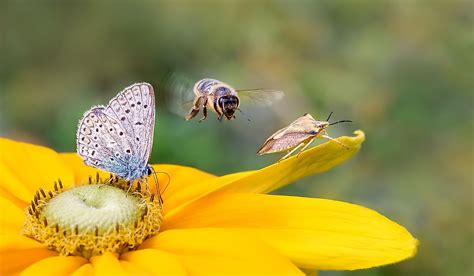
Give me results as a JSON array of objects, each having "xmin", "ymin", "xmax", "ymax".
[
  {"xmin": 237, "ymin": 108, "xmax": 251, "ymax": 122},
  {"xmin": 150, "ymin": 167, "xmax": 171, "ymax": 205}
]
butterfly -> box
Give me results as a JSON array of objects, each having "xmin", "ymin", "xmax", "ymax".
[{"xmin": 76, "ymin": 83, "xmax": 156, "ymax": 190}]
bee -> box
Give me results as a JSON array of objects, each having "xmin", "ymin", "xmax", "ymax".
[
  {"xmin": 257, "ymin": 112, "xmax": 352, "ymax": 161},
  {"xmin": 185, "ymin": 78, "xmax": 283, "ymax": 122}
]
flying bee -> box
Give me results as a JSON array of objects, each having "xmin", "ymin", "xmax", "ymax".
[
  {"xmin": 184, "ymin": 78, "xmax": 284, "ymax": 122},
  {"xmin": 257, "ymin": 112, "xmax": 352, "ymax": 161}
]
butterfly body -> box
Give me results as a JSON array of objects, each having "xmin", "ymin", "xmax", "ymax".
[{"xmin": 77, "ymin": 83, "xmax": 155, "ymax": 183}]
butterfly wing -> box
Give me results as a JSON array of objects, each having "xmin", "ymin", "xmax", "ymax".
[
  {"xmin": 104, "ymin": 83, "xmax": 155, "ymax": 163},
  {"xmin": 76, "ymin": 83, "xmax": 155, "ymax": 177},
  {"xmin": 77, "ymin": 106, "xmax": 133, "ymax": 176}
]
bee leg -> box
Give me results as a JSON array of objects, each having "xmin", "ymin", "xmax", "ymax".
[
  {"xmin": 279, "ymin": 143, "xmax": 304, "ymax": 161},
  {"xmin": 186, "ymin": 96, "xmax": 205, "ymax": 121},
  {"xmin": 321, "ymin": 134, "xmax": 349, "ymax": 149},
  {"xmin": 186, "ymin": 107, "xmax": 200, "ymax": 121},
  {"xmin": 217, "ymin": 114, "xmax": 223, "ymax": 122},
  {"xmin": 199, "ymin": 100, "xmax": 208, "ymax": 123}
]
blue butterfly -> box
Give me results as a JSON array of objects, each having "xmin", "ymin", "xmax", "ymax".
[{"xmin": 76, "ymin": 83, "xmax": 156, "ymax": 184}]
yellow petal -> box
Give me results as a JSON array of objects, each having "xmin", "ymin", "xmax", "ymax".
[
  {"xmin": 119, "ymin": 260, "xmax": 152, "ymax": 276},
  {"xmin": 59, "ymin": 153, "xmax": 110, "ymax": 185},
  {"xmin": 165, "ymin": 193, "xmax": 417, "ymax": 270},
  {"xmin": 0, "ymin": 163, "xmax": 30, "ymax": 207},
  {"xmin": 140, "ymin": 228, "xmax": 303, "ymax": 275},
  {"xmin": 0, "ymin": 138, "xmax": 75, "ymax": 202},
  {"xmin": 150, "ymin": 164, "xmax": 215, "ymax": 202},
  {"xmin": 20, "ymin": 256, "xmax": 87, "ymax": 276},
  {"xmin": 161, "ymin": 171, "xmax": 248, "ymax": 218},
  {"xmin": 90, "ymin": 252, "xmax": 128, "ymax": 276},
  {"xmin": 59, "ymin": 153, "xmax": 216, "ymax": 214},
  {"xmin": 0, "ymin": 196, "xmax": 25, "ymax": 234},
  {"xmin": 0, "ymin": 235, "xmax": 57, "ymax": 274},
  {"xmin": 165, "ymin": 131, "xmax": 365, "ymax": 220},
  {"xmin": 121, "ymin": 249, "xmax": 187, "ymax": 276},
  {"xmin": 71, "ymin": 264, "xmax": 94, "ymax": 276}
]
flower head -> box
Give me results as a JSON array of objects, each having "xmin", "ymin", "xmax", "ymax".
[{"xmin": 0, "ymin": 130, "xmax": 417, "ymax": 275}]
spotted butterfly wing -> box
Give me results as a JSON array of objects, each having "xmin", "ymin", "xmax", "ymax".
[{"xmin": 76, "ymin": 83, "xmax": 155, "ymax": 180}]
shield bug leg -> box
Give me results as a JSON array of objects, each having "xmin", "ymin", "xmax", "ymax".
[
  {"xmin": 297, "ymin": 137, "xmax": 317, "ymax": 158},
  {"xmin": 321, "ymin": 133, "xmax": 349, "ymax": 149},
  {"xmin": 279, "ymin": 142, "xmax": 305, "ymax": 161}
]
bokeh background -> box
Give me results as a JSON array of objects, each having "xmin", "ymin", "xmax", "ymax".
[{"xmin": 0, "ymin": 1, "xmax": 472, "ymax": 275}]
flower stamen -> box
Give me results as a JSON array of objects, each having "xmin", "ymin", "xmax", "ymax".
[{"xmin": 22, "ymin": 175, "xmax": 162, "ymax": 259}]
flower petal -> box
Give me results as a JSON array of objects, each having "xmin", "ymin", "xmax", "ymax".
[
  {"xmin": 0, "ymin": 196, "xmax": 25, "ymax": 234},
  {"xmin": 140, "ymin": 228, "xmax": 303, "ymax": 275},
  {"xmin": 59, "ymin": 153, "xmax": 216, "ymax": 212},
  {"xmin": 0, "ymin": 163, "xmax": 30, "ymax": 208},
  {"xmin": 0, "ymin": 138, "xmax": 75, "ymax": 202},
  {"xmin": 20, "ymin": 256, "xmax": 87, "ymax": 276},
  {"xmin": 71, "ymin": 264, "xmax": 94, "ymax": 276},
  {"xmin": 160, "ymin": 171, "xmax": 249, "ymax": 217},
  {"xmin": 164, "ymin": 193, "xmax": 417, "ymax": 270},
  {"xmin": 0, "ymin": 235, "xmax": 57, "ymax": 274},
  {"xmin": 59, "ymin": 153, "xmax": 110, "ymax": 185},
  {"xmin": 90, "ymin": 252, "xmax": 128, "ymax": 276},
  {"xmin": 165, "ymin": 131, "xmax": 365, "ymax": 220},
  {"xmin": 119, "ymin": 260, "xmax": 152, "ymax": 276},
  {"xmin": 121, "ymin": 249, "xmax": 187, "ymax": 276},
  {"xmin": 150, "ymin": 164, "xmax": 215, "ymax": 202}
]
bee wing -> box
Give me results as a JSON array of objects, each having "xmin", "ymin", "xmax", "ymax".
[
  {"xmin": 236, "ymin": 88, "xmax": 284, "ymax": 106},
  {"xmin": 163, "ymin": 73, "xmax": 197, "ymax": 118}
]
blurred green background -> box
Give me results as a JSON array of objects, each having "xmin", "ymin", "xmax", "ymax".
[{"xmin": 0, "ymin": 1, "xmax": 472, "ymax": 275}]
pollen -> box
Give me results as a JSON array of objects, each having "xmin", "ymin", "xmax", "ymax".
[{"xmin": 22, "ymin": 174, "xmax": 162, "ymax": 259}]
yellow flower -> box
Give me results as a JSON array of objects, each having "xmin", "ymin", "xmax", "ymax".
[{"xmin": 0, "ymin": 130, "xmax": 417, "ymax": 275}]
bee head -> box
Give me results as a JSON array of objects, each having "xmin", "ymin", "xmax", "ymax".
[{"xmin": 218, "ymin": 95, "xmax": 240, "ymax": 120}]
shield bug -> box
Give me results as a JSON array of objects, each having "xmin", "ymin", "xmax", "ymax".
[{"xmin": 257, "ymin": 112, "xmax": 352, "ymax": 161}]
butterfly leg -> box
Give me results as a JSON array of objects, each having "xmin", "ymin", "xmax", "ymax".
[
  {"xmin": 279, "ymin": 142, "xmax": 305, "ymax": 161},
  {"xmin": 145, "ymin": 179, "xmax": 151, "ymax": 194},
  {"xmin": 126, "ymin": 181, "xmax": 134, "ymax": 195}
]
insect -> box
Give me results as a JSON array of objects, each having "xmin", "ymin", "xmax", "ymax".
[
  {"xmin": 257, "ymin": 112, "xmax": 352, "ymax": 161},
  {"xmin": 76, "ymin": 82, "xmax": 157, "ymax": 193},
  {"xmin": 185, "ymin": 78, "xmax": 284, "ymax": 122}
]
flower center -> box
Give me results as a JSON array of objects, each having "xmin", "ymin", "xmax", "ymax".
[{"xmin": 22, "ymin": 175, "xmax": 162, "ymax": 259}]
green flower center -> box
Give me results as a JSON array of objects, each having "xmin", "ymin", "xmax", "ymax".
[
  {"xmin": 44, "ymin": 185, "xmax": 141, "ymax": 232},
  {"xmin": 22, "ymin": 176, "xmax": 162, "ymax": 259}
]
